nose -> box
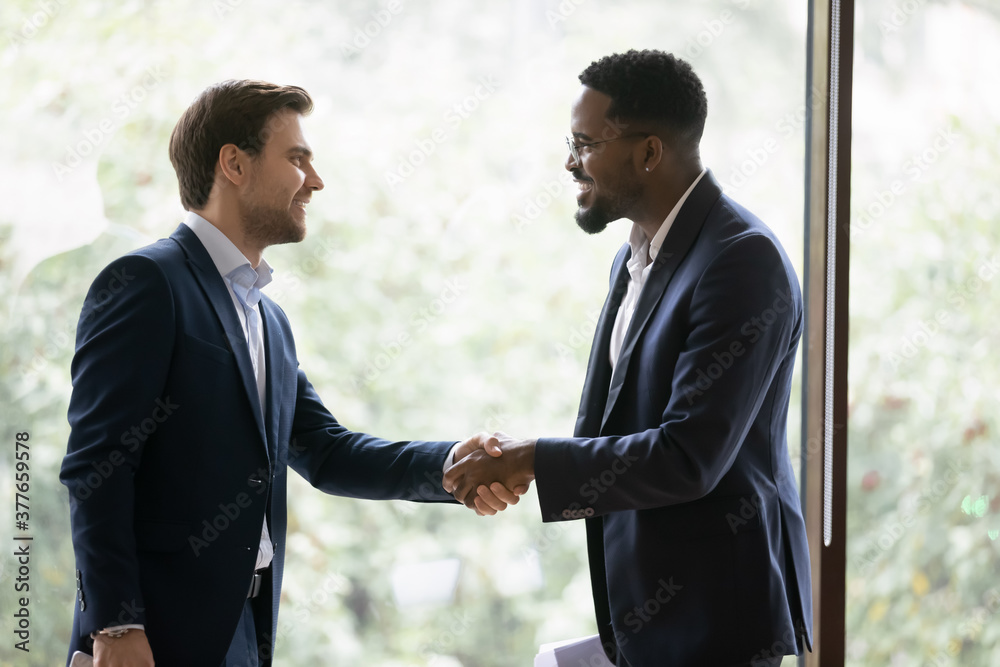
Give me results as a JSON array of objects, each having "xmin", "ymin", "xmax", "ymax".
[
  {"xmin": 306, "ymin": 163, "xmax": 324, "ymax": 191},
  {"xmin": 564, "ymin": 149, "xmax": 579, "ymax": 172}
]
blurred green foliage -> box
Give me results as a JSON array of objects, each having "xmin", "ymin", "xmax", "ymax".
[
  {"xmin": 2, "ymin": 0, "xmax": 994, "ymax": 665},
  {"xmin": 0, "ymin": 1, "xmax": 804, "ymax": 663},
  {"xmin": 845, "ymin": 1, "xmax": 1000, "ymax": 664}
]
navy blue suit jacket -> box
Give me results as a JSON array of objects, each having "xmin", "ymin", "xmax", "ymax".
[
  {"xmin": 534, "ymin": 172, "xmax": 812, "ymax": 666},
  {"xmin": 59, "ymin": 224, "xmax": 454, "ymax": 666}
]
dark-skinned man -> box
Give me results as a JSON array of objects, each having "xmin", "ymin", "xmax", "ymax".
[{"xmin": 444, "ymin": 50, "xmax": 812, "ymax": 667}]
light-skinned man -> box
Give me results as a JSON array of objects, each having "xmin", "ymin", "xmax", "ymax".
[{"xmin": 60, "ymin": 80, "xmax": 513, "ymax": 667}]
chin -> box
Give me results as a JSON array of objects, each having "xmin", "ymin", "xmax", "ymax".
[{"xmin": 574, "ymin": 206, "xmax": 611, "ymax": 235}]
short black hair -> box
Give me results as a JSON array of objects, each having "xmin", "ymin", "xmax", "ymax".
[{"xmin": 579, "ymin": 50, "xmax": 707, "ymax": 152}]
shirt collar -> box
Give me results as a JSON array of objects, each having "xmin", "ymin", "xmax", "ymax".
[
  {"xmin": 183, "ymin": 211, "xmax": 273, "ymax": 290},
  {"xmin": 630, "ymin": 168, "xmax": 707, "ymax": 265}
]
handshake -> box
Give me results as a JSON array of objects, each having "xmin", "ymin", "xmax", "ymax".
[{"xmin": 444, "ymin": 432, "xmax": 538, "ymax": 516}]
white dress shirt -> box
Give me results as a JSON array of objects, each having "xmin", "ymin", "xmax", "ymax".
[{"xmin": 609, "ymin": 169, "xmax": 706, "ymax": 371}]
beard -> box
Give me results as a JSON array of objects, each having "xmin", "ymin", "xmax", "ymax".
[
  {"xmin": 239, "ymin": 184, "xmax": 305, "ymax": 250},
  {"xmin": 573, "ymin": 168, "xmax": 642, "ymax": 235}
]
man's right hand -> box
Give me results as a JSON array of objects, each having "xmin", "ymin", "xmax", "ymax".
[
  {"xmin": 450, "ymin": 432, "xmax": 530, "ymax": 515},
  {"xmin": 93, "ymin": 629, "xmax": 154, "ymax": 667},
  {"xmin": 445, "ymin": 432, "xmax": 535, "ymax": 512}
]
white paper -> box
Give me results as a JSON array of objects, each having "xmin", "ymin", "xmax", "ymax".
[
  {"xmin": 535, "ymin": 634, "xmax": 615, "ymax": 667},
  {"xmin": 70, "ymin": 651, "xmax": 94, "ymax": 667}
]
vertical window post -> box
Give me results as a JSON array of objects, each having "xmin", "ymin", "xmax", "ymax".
[{"xmin": 802, "ymin": 0, "xmax": 854, "ymax": 664}]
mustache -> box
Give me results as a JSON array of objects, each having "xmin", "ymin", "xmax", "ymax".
[{"xmin": 571, "ymin": 169, "xmax": 593, "ymax": 182}]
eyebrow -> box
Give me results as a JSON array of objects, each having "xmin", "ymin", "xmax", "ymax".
[{"xmin": 572, "ymin": 132, "xmax": 594, "ymax": 141}]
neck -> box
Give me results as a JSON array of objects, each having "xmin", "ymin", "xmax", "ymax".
[
  {"xmin": 193, "ymin": 203, "xmax": 263, "ymax": 268},
  {"xmin": 632, "ymin": 161, "xmax": 703, "ymax": 242}
]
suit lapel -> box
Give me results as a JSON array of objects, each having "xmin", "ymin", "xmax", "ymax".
[
  {"xmin": 170, "ymin": 225, "xmax": 268, "ymax": 452},
  {"xmin": 600, "ymin": 171, "xmax": 724, "ymax": 431},
  {"xmin": 575, "ymin": 246, "xmax": 631, "ymax": 437},
  {"xmin": 260, "ymin": 300, "xmax": 284, "ymax": 467}
]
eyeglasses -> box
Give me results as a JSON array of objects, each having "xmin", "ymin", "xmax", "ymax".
[{"xmin": 565, "ymin": 133, "xmax": 647, "ymax": 164}]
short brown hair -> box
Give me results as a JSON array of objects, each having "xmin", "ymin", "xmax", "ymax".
[{"xmin": 169, "ymin": 80, "xmax": 313, "ymax": 210}]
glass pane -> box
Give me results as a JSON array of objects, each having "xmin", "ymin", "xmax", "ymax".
[
  {"xmin": 847, "ymin": 1, "xmax": 1000, "ymax": 664},
  {"xmin": 0, "ymin": 0, "xmax": 805, "ymax": 664}
]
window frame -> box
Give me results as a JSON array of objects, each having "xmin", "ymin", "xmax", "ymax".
[{"xmin": 801, "ymin": 0, "xmax": 854, "ymax": 664}]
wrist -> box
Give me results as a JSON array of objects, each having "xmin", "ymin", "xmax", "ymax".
[{"xmin": 513, "ymin": 438, "xmax": 537, "ymax": 484}]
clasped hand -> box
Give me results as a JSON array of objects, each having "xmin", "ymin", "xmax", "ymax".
[{"xmin": 445, "ymin": 432, "xmax": 536, "ymax": 516}]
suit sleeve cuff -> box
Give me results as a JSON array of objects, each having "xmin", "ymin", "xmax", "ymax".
[
  {"xmin": 442, "ymin": 441, "xmax": 461, "ymax": 474},
  {"xmin": 91, "ymin": 624, "xmax": 144, "ymax": 639}
]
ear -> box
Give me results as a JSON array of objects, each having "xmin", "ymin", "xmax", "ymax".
[
  {"xmin": 640, "ymin": 135, "xmax": 665, "ymax": 174},
  {"xmin": 217, "ymin": 144, "xmax": 252, "ymax": 187}
]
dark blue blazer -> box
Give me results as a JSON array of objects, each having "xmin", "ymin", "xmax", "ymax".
[
  {"xmin": 59, "ymin": 224, "xmax": 455, "ymax": 666},
  {"xmin": 534, "ymin": 172, "xmax": 813, "ymax": 666}
]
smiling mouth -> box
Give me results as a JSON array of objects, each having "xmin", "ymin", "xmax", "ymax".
[
  {"xmin": 574, "ymin": 179, "xmax": 594, "ymax": 199},
  {"xmin": 292, "ymin": 199, "xmax": 309, "ymax": 210}
]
